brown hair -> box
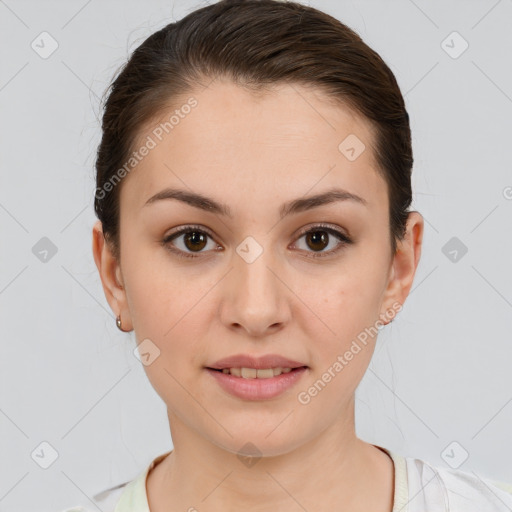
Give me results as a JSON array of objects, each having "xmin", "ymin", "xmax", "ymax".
[{"xmin": 94, "ymin": 0, "xmax": 413, "ymax": 261}]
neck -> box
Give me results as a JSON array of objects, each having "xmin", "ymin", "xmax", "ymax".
[{"xmin": 146, "ymin": 405, "xmax": 394, "ymax": 512}]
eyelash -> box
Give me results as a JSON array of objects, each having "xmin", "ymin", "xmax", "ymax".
[{"xmin": 161, "ymin": 223, "xmax": 353, "ymax": 260}]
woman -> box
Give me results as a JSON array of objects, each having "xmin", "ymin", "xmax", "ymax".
[{"xmin": 86, "ymin": 0, "xmax": 512, "ymax": 510}]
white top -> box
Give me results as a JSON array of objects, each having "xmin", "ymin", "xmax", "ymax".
[{"xmin": 63, "ymin": 445, "xmax": 512, "ymax": 512}]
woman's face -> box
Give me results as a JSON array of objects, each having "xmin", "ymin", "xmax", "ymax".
[{"xmin": 93, "ymin": 79, "xmax": 422, "ymax": 456}]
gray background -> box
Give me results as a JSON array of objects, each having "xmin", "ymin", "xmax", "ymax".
[{"xmin": 1, "ymin": 0, "xmax": 511, "ymax": 510}]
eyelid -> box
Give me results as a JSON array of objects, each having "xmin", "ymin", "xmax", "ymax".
[
  {"xmin": 293, "ymin": 222, "xmax": 350, "ymax": 241},
  {"xmin": 165, "ymin": 224, "xmax": 216, "ymax": 239}
]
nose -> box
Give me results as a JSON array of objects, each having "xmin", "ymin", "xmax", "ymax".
[{"xmin": 219, "ymin": 241, "xmax": 291, "ymax": 338}]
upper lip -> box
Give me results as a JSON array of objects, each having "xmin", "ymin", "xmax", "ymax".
[{"xmin": 207, "ymin": 353, "xmax": 308, "ymax": 370}]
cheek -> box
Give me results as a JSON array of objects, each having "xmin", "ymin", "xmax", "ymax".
[
  {"xmin": 126, "ymin": 268, "xmax": 213, "ymax": 411},
  {"xmin": 123, "ymin": 243, "xmax": 194, "ymax": 328},
  {"xmin": 311, "ymin": 269, "xmax": 384, "ymax": 331},
  {"xmin": 124, "ymin": 254, "xmax": 215, "ymax": 365},
  {"xmin": 295, "ymin": 283, "xmax": 381, "ymax": 414},
  {"xmin": 301, "ymin": 256, "xmax": 388, "ymax": 369}
]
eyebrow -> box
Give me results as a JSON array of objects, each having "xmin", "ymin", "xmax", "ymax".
[{"xmin": 143, "ymin": 186, "xmax": 367, "ymax": 219}]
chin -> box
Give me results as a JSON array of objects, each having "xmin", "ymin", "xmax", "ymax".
[{"xmin": 207, "ymin": 422, "xmax": 309, "ymax": 459}]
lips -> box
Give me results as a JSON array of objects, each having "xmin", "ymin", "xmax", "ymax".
[
  {"xmin": 206, "ymin": 353, "xmax": 308, "ymax": 371},
  {"xmin": 205, "ymin": 364, "xmax": 308, "ymax": 400}
]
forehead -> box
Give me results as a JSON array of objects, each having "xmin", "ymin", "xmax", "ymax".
[{"xmin": 120, "ymin": 79, "xmax": 387, "ymax": 215}]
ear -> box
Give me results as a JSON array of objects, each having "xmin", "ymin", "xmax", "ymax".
[
  {"xmin": 92, "ymin": 220, "xmax": 133, "ymax": 331},
  {"xmin": 379, "ymin": 211, "xmax": 424, "ymax": 324}
]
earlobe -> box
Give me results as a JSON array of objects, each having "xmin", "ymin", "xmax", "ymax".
[{"xmin": 379, "ymin": 211, "xmax": 424, "ymax": 323}]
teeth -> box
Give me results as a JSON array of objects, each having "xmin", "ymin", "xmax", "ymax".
[
  {"xmin": 241, "ymin": 367, "xmax": 257, "ymax": 378},
  {"xmin": 219, "ymin": 367, "xmax": 295, "ymax": 378}
]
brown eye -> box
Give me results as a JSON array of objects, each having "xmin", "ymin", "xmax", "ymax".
[
  {"xmin": 305, "ymin": 230, "xmax": 329, "ymax": 252},
  {"xmin": 183, "ymin": 231, "xmax": 208, "ymax": 252},
  {"xmin": 162, "ymin": 225, "xmax": 219, "ymax": 259},
  {"xmin": 294, "ymin": 224, "xmax": 352, "ymax": 258}
]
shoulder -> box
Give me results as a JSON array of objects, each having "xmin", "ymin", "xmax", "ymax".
[
  {"xmin": 60, "ymin": 480, "xmax": 130, "ymax": 512},
  {"xmin": 403, "ymin": 454, "xmax": 512, "ymax": 512},
  {"xmin": 60, "ymin": 451, "xmax": 167, "ymax": 512}
]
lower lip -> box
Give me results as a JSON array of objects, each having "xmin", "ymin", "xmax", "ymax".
[{"xmin": 205, "ymin": 367, "xmax": 308, "ymax": 400}]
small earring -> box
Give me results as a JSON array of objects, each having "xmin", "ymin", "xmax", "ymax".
[{"xmin": 116, "ymin": 314, "xmax": 125, "ymax": 332}]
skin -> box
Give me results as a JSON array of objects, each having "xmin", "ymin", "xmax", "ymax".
[{"xmin": 92, "ymin": 78, "xmax": 423, "ymax": 512}]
